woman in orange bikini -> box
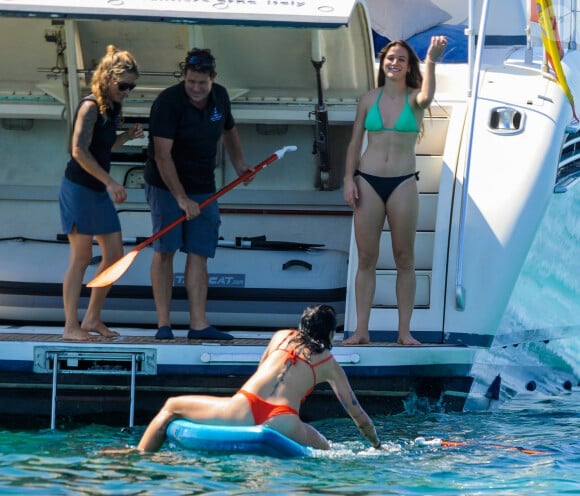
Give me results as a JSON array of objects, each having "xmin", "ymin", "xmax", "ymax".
[
  {"xmin": 137, "ymin": 304, "xmax": 381, "ymax": 452},
  {"xmin": 343, "ymin": 36, "xmax": 447, "ymax": 346}
]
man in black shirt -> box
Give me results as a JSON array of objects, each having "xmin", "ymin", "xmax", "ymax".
[{"xmin": 145, "ymin": 48, "xmax": 251, "ymax": 340}]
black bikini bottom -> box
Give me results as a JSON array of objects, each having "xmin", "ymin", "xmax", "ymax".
[{"xmin": 355, "ymin": 170, "xmax": 419, "ymax": 203}]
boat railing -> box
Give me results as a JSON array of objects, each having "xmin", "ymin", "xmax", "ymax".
[{"xmin": 454, "ymin": 0, "xmax": 490, "ymax": 310}]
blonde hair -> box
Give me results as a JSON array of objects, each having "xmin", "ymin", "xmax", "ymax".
[{"xmin": 90, "ymin": 44, "xmax": 139, "ymax": 117}]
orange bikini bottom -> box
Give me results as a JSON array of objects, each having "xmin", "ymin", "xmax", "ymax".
[{"xmin": 238, "ymin": 389, "xmax": 298, "ymax": 425}]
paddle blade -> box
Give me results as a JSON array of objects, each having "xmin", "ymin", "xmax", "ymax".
[{"xmin": 86, "ymin": 249, "xmax": 140, "ymax": 288}]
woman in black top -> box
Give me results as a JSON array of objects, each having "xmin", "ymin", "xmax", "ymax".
[{"xmin": 59, "ymin": 45, "xmax": 144, "ymax": 341}]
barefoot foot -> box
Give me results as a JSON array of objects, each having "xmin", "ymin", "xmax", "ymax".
[
  {"xmin": 397, "ymin": 332, "xmax": 421, "ymax": 345},
  {"xmin": 342, "ymin": 331, "xmax": 370, "ymax": 345},
  {"xmin": 81, "ymin": 321, "xmax": 120, "ymax": 338},
  {"xmin": 62, "ymin": 327, "xmax": 97, "ymax": 342}
]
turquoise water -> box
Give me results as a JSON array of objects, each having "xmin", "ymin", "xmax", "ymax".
[{"xmin": 0, "ymin": 393, "xmax": 579, "ymax": 495}]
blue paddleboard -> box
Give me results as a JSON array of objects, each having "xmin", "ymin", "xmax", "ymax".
[{"xmin": 166, "ymin": 420, "xmax": 313, "ymax": 458}]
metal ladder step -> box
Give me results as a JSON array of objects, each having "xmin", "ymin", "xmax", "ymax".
[{"xmin": 43, "ymin": 349, "xmax": 155, "ymax": 430}]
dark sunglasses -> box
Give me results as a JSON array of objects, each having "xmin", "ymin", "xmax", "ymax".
[
  {"xmin": 116, "ymin": 81, "xmax": 136, "ymax": 92},
  {"xmin": 186, "ymin": 55, "xmax": 215, "ymax": 70}
]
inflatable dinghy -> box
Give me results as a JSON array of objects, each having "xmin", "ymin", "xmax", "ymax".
[
  {"xmin": 0, "ymin": 238, "xmax": 347, "ymax": 329},
  {"xmin": 166, "ymin": 419, "xmax": 313, "ymax": 458}
]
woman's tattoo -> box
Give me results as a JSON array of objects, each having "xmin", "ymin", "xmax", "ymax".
[{"xmin": 77, "ymin": 105, "xmax": 98, "ymax": 150}]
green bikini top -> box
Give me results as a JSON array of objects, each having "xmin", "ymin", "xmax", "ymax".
[{"xmin": 364, "ymin": 88, "xmax": 419, "ymax": 133}]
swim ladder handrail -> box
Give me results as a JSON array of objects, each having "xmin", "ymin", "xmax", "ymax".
[{"xmin": 455, "ymin": 0, "xmax": 490, "ymax": 310}]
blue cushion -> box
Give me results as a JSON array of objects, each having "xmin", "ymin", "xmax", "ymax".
[{"xmin": 373, "ymin": 24, "xmax": 468, "ymax": 63}]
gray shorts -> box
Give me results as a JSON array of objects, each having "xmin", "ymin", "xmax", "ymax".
[
  {"xmin": 145, "ymin": 182, "xmax": 220, "ymax": 257},
  {"xmin": 59, "ymin": 177, "xmax": 121, "ymax": 235}
]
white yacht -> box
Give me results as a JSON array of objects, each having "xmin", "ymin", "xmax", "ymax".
[{"xmin": 0, "ymin": 0, "xmax": 577, "ymax": 426}]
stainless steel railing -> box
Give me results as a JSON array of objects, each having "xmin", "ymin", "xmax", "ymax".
[{"xmin": 455, "ymin": 0, "xmax": 490, "ymax": 310}]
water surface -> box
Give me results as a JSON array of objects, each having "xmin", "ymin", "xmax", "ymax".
[{"xmin": 1, "ymin": 392, "xmax": 578, "ymax": 495}]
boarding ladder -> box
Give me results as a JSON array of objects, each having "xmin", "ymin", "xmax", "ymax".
[{"xmin": 40, "ymin": 348, "xmax": 154, "ymax": 430}]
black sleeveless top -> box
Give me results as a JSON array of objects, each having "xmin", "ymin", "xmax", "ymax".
[{"xmin": 65, "ymin": 95, "xmax": 121, "ymax": 192}]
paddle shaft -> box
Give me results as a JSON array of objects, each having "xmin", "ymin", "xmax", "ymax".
[{"xmin": 129, "ymin": 152, "xmax": 279, "ymax": 253}]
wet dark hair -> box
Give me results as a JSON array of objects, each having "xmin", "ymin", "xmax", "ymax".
[
  {"xmin": 297, "ymin": 304, "xmax": 336, "ymax": 352},
  {"xmin": 377, "ymin": 40, "xmax": 422, "ymax": 89},
  {"xmin": 270, "ymin": 305, "xmax": 336, "ymax": 397}
]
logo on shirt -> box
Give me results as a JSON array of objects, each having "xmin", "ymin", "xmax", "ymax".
[{"xmin": 210, "ymin": 108, "xmax": 223, "ymax": 122}]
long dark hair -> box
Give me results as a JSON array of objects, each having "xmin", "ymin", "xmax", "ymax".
[
  {"xmin": 377, "ymin": 40, "xmax": 422, "ymax": 89},
  {"xmin": 295, "ymin": 304, "xmax": 336, "ymax": 352},
  {"xmin": 270, "ymin": 305, "xmax": 336, "ymax": 397}
]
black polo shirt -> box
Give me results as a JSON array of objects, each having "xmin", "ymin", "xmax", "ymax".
[{"xmin": 145, "ymin": 81, "xmax": 235, "ymax": 194}]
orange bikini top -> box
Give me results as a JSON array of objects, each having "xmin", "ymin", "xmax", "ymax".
[{"xmin": 271, "ymin": 330, "xmax": 333, "ymax": 401}]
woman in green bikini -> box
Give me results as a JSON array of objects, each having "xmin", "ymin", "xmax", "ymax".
[{"xmin": 343, "ymin": 36, "xmax": 447, "ymax": 346}]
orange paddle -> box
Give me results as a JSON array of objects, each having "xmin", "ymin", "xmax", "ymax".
[{"xmin": 87, "ymin": 146, "xmax": 297, "ymax": 288}]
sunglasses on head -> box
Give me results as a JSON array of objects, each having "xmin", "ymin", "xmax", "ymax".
[
  {"xmin": 116, "ymin": 81, "xmax": 136, "ymax": 92},
  {"xmin": 186, "ymin": 55, "xmax": 215, "ymax": 70}
]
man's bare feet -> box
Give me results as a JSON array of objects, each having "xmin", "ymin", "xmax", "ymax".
[
  {"xmin": 62, "ymin": 326, "xmax": 96, "ymax": 342},
  {"xmin": 81, "ymin": 321, "xmax": 120, "ymax": 338},
  {"xmin": 397, "ymin": 332, "xmax": 421, "ymax": 345},
  {"xmin": 342, "ymin": 330, "xmax": 370, "ymax": 345}
]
